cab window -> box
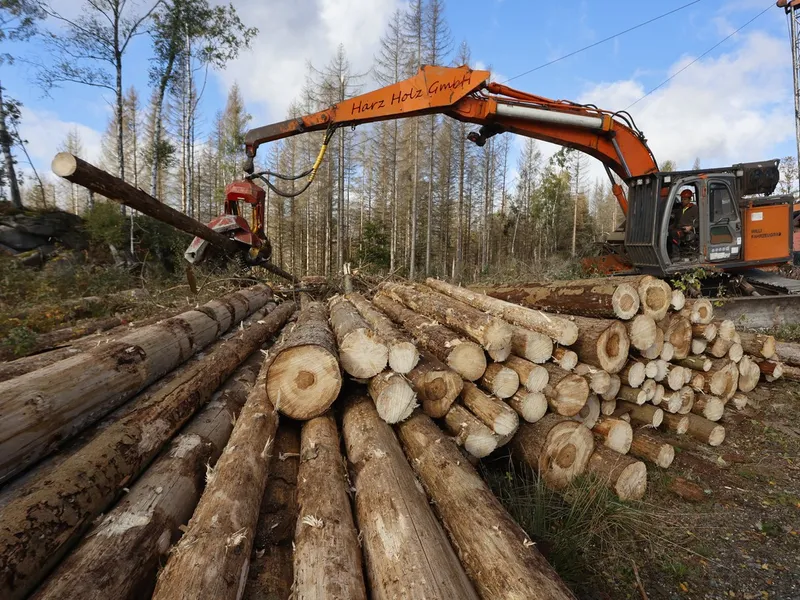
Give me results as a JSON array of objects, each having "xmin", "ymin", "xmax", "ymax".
[{"xmin": 709, "ymin": 182, "xmax": 735, "ymax": 223}]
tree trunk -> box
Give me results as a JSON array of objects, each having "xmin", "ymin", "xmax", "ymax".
[
  {"xmin": 406, "ymin": 349, "xmax": 463, "ymax": 418},
  {"xmin": 152, "ymin": 354, "xmax": 280, "ymax": 600},
  {"xmin": 0, "ymin": 315, "xmax": 127, "ymax": 361},
  {"xmin": 0, "ymin": 347, "xmax": 81, "ymax": 383},
  {"xmin": 508, "ymin": 390, "xmax": 548, "ymax": 423},
  {"xmin": 668, "ymin": 477, "xmax": 706, "ymax": 502},
  {"xmin": 626, "ymin": 314, "xmax": 658, "ymax": 352},
  {"xmin": 511, "ymin": 326, "xmax": 553, "ymax": 364},
  {"xmin": 552, "ymin": 347, "xmax": 579, "ymax": 370},
  {"xmin": 542, "ymin": 362, "xmax": 590, "ymax": 416},
  {"xmin": 347, "ymin": 292, "xmax": 419, "ymax": 373},
  {"xmin": 328, "ymin": 295, "xmax": 388, "ymax": 378},
  {"xmin": 0, "ymin": 83, "xmax": 22, "ymax": 209},
  {"xmin": 574, "ymin": 363, "xmax": 612, "ymax": 395},
  {"xmin": 692, "ymin": 323, "xmax": 718, "ymax": 341},
  {"xmin": 681, "ymin": 299, "xmax": 714, "ymax": 324},
  {"xmin": 619, "ymin": 361, "xmax": 646, "ymax": 388},
  {"xmin": 460, "ymin": 381, "xmax": 519, "ymax": 437},
  {"xmin": 479, "ymin": 363, "xmax": 519, "ymax": 399},
  {"xmin": 382, "ymin": 281, "xmax": 512, "ymax": 357},
  {"xmin": 504, "ymin": 355, "xmax": 549, "ymax": 393},
  {"xmin": 510, "ymin": 414, "xmax": 594, "ymax": 490},
  {"xmin": 0, "ymin": 303, "xmax": 294, "ymax": 600},
  {"xmin": 737, "ymin": 331, "xmax": 775, "ymax": 359},
  {"xmin": 292, "ymin": 415, "xmax": 367, "ymax": 600},
  {"xmin": 586, "ymin": 446, "xmax": 647, "ymax": 501},
  {"xmin": 368, "ymin": 370, "xmax": 417, "ymax": 424},
  {"xmin": 568, "ymin": 316, "xmax": 630, "ymax": 374},
  {"xmin": 571, "ymin": 394, "xmax": 600, "ymax": 429},
  {"xmin": 592, "ymin": 417, "xmax": 633, "ymax": 454},
  {"xmin": 661, "ymin": 412, "xmax": 689, "ymax": 434},
  {"xmin": 684, "ymin": 413, "xmax": 725, "ymax": 446},
  {"xmin": 265, "ymin": 301, "xmax": 341, "ymax": 420},
  {"xmin": 396, "ymin": 412, "xmax": 576, "ymax": 600},
  {"xmin": 613, "ymin": 401, "xmax": 663, "ymax": 427},
  {"xmin": 0, "ymin": 285, "xmax": 273, "ymax": 484},
  {"xmin": 442, "ymin": 403, "xmax": 498, "ymax": 458},
  {"xmin": 691, "ymin": 393, "xmax": 724, "ymax": 421},
  {"xmin": 775, "ymin": 340, "xmax": 800, "ymax": 366},
  {"xmin": 30, "ymin": 355, "xmax": 262, "ymax": 600},
  {"xmin": 736, "ymin": 355, "xmax": 761, "ymax": 392},
  {"xmin": 477, "ymin": 279, "xmax": 640, "ymax": 320},
  {"xmin": 676, "ymin": 356, "xmax": 712, "ymax": 372},
  {"xmin": 341, "ymin": 395, "xmax": 479, "ymax": 599},
  {"xmin": 373, "ymin": 294, "xmax": 486, "ymax": 381},
  {"xmin": 629, "ymin": 432, "xmax": 674, "ymax": 468},
  {"xmin": 243, "ymin": 423, "xmax": 300, "ymax": 600},
  {"xmin": 660, "ymin": 315, "xmax": 692, "ymax": 360},
  {"xmin": 426, "ymin": 278, "xmax": 578, "ymax": 345}
]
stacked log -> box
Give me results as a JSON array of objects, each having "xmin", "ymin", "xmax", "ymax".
[
  {"xmin": 348, "ymin": 292, "xmax": 419, "ymax": 373},
  {"xmin": 328, "ymin": 295, "xmax": 388, "ymax": 378}
]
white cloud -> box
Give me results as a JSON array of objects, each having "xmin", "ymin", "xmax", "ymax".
[
  {"xmin": 17, "ymin": 106, "xmax": 104, "ymax": 177},
  {"xmin": 215, "ymin": 0, "xmax": 401, "ymax": 125},
  {"xmin": 577, "ymin": 30, "xmax": 793, "ymax": 180}
]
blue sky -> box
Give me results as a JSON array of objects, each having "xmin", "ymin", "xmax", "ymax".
[{"xmin": 2, "ymin": 0, "xmax": 795, "ymax": 186}]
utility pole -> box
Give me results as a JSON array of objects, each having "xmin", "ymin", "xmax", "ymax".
[{"xmin": 779, "ymin": 0, "xmax": 800, "ymax": 194}]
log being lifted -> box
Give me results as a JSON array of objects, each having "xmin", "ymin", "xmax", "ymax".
[
  {"xmin": 629, "ymin": 432, "xmax": 674, "ymax": 468},
  {"xmin": 31, "ymin": 354, "xmax": 262, "ymax": 600},
  {"xmin": 292, "ymin": 415, "xmax": 367, "ymax": 600},
  {"xmin": 51, "ymin": 152, "xmax": 297, "ymax": 282},
  {"xmin": 368, "ymin": 370, "xmax": 417, "ymax": 424},
  {"xmin": 328, "ymin": 295, "xmax": 388, "ymax": 378},
  {"xmin": 0, "ymin": 303, "xmax": 294, "ymax": 600},
  {"xmin": 586, "ymin": 445, "xmax": 647, "ymax": 501},
  {"xmin": 342, "ymin": 395, "xmax": 479, "ymax": 599},
  {"xmin": 442, "ymin": 403, "xmax": 498, "ymax": 458},
  {"xmin": 406, "ymin": 349, "xmax": 463, "ymax": 418},
  {"xmin": 396, "ymin": 412, "xmax": 576, "ymax": 600},
  {"xmin": 265, "ymin": 300, "xmax": 342, "ymax": 420},
  {"xmin": 569, "ymin": 316, "xmax": 630, "ymax": 374},
  {"xmin": 152, "ymin": 352, "xmax": 280, "ymax": 600},
  {"xmin": 382, "ymin": 281, "xmax": 512, "ymax": 358},
  {"xmin": 424, "ymin": 278, "xmax": 579, "ymax": 346},
  {"xmin": 347, "ymin": 292, "xmax": 419, "ymax": 373},
  {"xmin": 510, "ymin": 414, "xmax": 595, "ymax": 490},
  {"xmin": 0, "ymin": 284, "xmax": 273, "ymax": 485},
  {"xmin": 473, "ymin": 277, "xmax": 640, "ymax": 320}
]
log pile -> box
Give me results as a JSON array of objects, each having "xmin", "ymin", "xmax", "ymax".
[{"xmin": 0, "ymin": 270, "xmax": 786, "ymax": 599}]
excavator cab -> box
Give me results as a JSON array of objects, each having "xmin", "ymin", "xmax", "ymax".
[{"xmin": 625, "ymin": 160, "xmax": 792, "ymax": 274}]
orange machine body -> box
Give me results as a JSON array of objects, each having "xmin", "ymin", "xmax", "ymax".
[{"xmin": 743, "ymin": 204, "xmax": 792, "ymax": 262}]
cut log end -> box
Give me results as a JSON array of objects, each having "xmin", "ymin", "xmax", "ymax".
[
  {"xmin": 369, "ymin": 372, "xmax": 418, "ymax": 424},
  {"xmin": 671, "ymin": 289, "xmax": 686, "ymax": 311},
  {"xmin": 481, "ymin": 364, "xmax": 520, "ymax": 399},
  {"xmin": 541, "ymin": 421, "xmax": 595, "ymax": 490},
  {"xmin": 509, "ymin": 390, "xmax": 548, "ymax": 423},
  {"xmin": 593, "ymin": 417, "xmax": 633, "ymax": 454},
  {"xmin": 639, "ymin": 277, "xmax": 672, "ymax": 321},
  {"xmin": 51, "ymin": 152, "xmax": 80, "ymax": 177},
  {"xmin": 447, "ymin": 343, "xmax": 487, "ymax": 381},
  {"xmin": 572, "ymin": 394, "xmax": 601, "ymax": 430},
  {"xmin": 340, "ymin": 329, "xmax": 389, "ymax": 379},
  {"xmin": 268, "ymin": 345, "xmax": 342, "ymax": 420},
  {"xmin": 627, "ymin": 314, "xmax": 657, "ymax": 352},
  {"xmin": 597, "ymin": 321, "xmax": 630, "ymax": 374},
  {"xmin": 612, "ymin": 284, "xmax": 640, "ymax": 320},
  {"xmin": 553, "ymin": 348, "xmax": 578, "ymax": 370},
  {"xmin": 388, "ymin": 341, "xmax": 420, "ymax": 374},
  {"xmin": 587, "ymin": 446, "xmax": 647, "ymax": 501}
]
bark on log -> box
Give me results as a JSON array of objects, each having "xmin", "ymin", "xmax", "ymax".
[
  {"xmin": 691, "ymin": 394, "xmax": 724, "ymax": 422},
  {"xmin": 368, "ymin": 370, "xmax": 417, "ymax": 424},
  {"xmin": 243, "ymin": 423, "xmax": 300, "ymax": 600},
  {"xmin": 508, "ymin": 390, "xmax": 548, "ymax": 423},
  {"xmin": 0, "ymin": 303, "xmax": 292, "ymax": 600},
  {"xmin": 552, "ymin": 347, "xmax": 579, "ymax": 370},
  {"xmin": 475, "ymin": 279, "xmax": 640, "ymax": 320},
  {"xmin": 575, "ymin": 363, "xmax": 612, "ymax": 395},
  {"xmin": 706, "ymin": 360, "xmax": 740, "ymax": 401},
  {"xmin": 614, "ymin": 401, "xmax": 663, "ymax": 428},
  {"xmin": 0, "ymin": 315, "xmax": 127, "ymax": 361},
  {"xmin": 629, "ymin": 432, "xmax": 674, "ymax": 468},
  {"xmin": 151, "ymin": 353, "xmax": 280, "ymax": 600},
  {"xmin": 600, "ymin": 398, "xmax": 617, "ymax": 416},
  {"xmin": 265, "ymin": 301, "xmax": 342, "ymax": 420},
  {"xmin": 406, "ymin": 349, "xmax": 463, "ymax": 418},
  {"xmin": 511, "ymin": 326, "xmax": 554, "ymax": 364},
  {"xmin": 668, "ymin": 477, "xmax": 706, "ymax": 502},
  {"xmin": 661, "ymin": 412, "xmax": 689, "ymax": 434},
  {"xmin": 510, "ymin": 414, "xmax": 595, "ymax": 490},
  {"xmin": 480, "ymin": 362, "xmax": 520, "ymax": 399},
  {"xmin": 775, "ymin": 340, "xmax": 800, "ymax": 367},
  {"xmin": 592, "ymin": 417, "xmax": 633, "ymax": 453},
  {"xmin": 626, "ymin": 314, "xmax": 658, "ymax": 352},
  {"xmin": 677, "ymin": 356, "xmax": 712, "ymax": 372},
  {"xmin": 30, "ymin": 354, "xmax": 262, "ymax": 600},
  {"xmin": 396, "ymin": 412, "xmax": 576, "ymax": 600},
  {"xmin": 373, "ymin": 294, "xmax": 486, "ymax": 381},
  {"xmin": 442, "ymin": 404, "xmax": 498, "ymax": 458},
  {"xmin": 542, "ymin": 362, "xmax": 590, "ymax": 416},
  {"xmin": 0, "ymin": 285, "xmax": 273, "ymax": 486},
  {"xmin": 348, "ymin": 293, "xmax": 419, "ymax": 373},
  {"xmin": 600, "ymin": 374, "xmax": 621, "ymax": 401},
  {"xmin": 328, "ymin": 295, "xmax": 388, "ymax": 379},
  {"xmin": 692, "ymin": 323, "xmax": 718, "ymax": 341},
  {"xmin": 684, "ymin": 413, "xmax": 725, "ymax": 446},
  {"xmin": 755, "ymin": 359, "xmax": 784, "ymax": 380},
  {"xmin": 460, "ymin": 381, "xmax": 519, "ymax": 437},
  {"xmin": 661, "ymin": 315, "xmax": 692, "ymax": 360},
  {"xmin": 384, "ymin": 281, "xmax": 512, "ymax": 356},
  {"xmin": 0, "ymin": 347, "xmax": 79, "ymax": 383},
  {"xmin": 780, "ymin": 363, "xmax": 800, "ymax": 382},
  {"xmin": 620, "ymin": 361, "xmax": 646, "ymax": 388},
  {"xmin": 586, "ymin": 446, "xmax": 647, "ymax": 501},
  {"xmin": 618, "ymin": 384, "xmax": 648, "ymax": 405},
  {"xmin": 429, "ymin": 279, "xmax": 579, "ymax": 345},
  {"xmin": 568, "ymin": 316, "xmax": 630, "ymax": 374},
  {"xmin": 292, "ymin": 415, "xmax": 367, "ymax": 600},
  {"xmin": 505, "ymin": 355, "xmax": 549, "ymax": 392},
  {"xmin": 571, "ymin": 394, "xmax": 601, "ymax": 430},
  {"xmin": 681, "ymin": 299, "xmax": 714, "ymax": 324},
  {"xmin": 342, "ymin": 396, "xmax": 479, "ymax": 599},
  {"xmin": 674, "ymin": 385, "xmax": 696, "ymax": 415}
]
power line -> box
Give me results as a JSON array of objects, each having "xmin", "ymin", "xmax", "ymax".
[
  {"xmin": 503, "ymin": 0, "xmax": 704, "ymax": 83},
  {"xmin": 626, "ymin": 2, "xmax": 773, "ymax": 109}
]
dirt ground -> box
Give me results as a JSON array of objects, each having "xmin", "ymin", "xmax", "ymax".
[{"xmin": 614, "ymin": 380, "xmax": 800, "ymax": 600}]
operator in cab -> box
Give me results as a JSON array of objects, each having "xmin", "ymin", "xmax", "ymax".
[{"xmin": 670, "ymin": 188, "xmax": 699, "ymax": 259}]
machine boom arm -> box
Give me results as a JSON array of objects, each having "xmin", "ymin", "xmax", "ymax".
[{"xmin": 244, "ymin": 65, "xmax": 659, "ymax": 214}]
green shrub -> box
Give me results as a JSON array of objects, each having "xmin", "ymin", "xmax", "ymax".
[{"xmin": 82, "ymin": 202, "xmax": 126, "ymax": 248}]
